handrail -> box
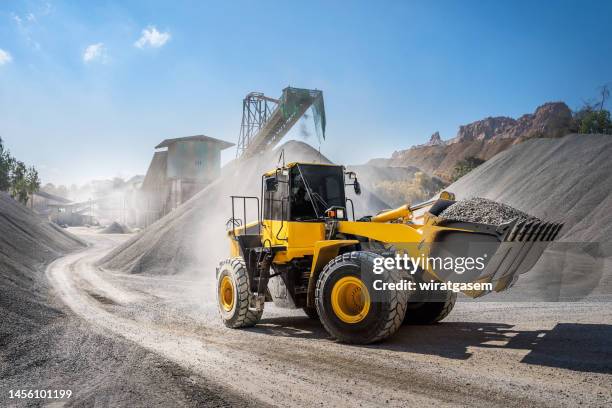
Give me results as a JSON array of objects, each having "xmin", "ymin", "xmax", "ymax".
[{"xmin": 230, "ymin": 196, "xmax": 261, "ymax": 236}]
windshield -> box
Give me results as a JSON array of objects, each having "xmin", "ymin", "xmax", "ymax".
[{"xmin": 290, "ymin": 164, "xmax": 345, "ymax": 220}]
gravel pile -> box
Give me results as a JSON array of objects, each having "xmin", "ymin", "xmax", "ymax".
[
  {"xmin": 100, "ymin": 222, "xmax": 131, "ymax": 234},
  {"xmin": 445, "ymin": 134, "xmax": 612, "ymax": 300},
  {"xmin": 446, "ymin": 134, "xmax": 612, "ymax": 243},
  {"xmin": 0, "ymin": 192, "xmax": 85, "ymax": 345},
  {"xmin": 440, "ymin": 197, "xmax": 539, "ymax": 226}
]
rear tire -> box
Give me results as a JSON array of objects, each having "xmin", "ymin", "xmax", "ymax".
[
  {"xmin": 302, "ymin": 306, "xmax": 319, "ymax": 319},
  {"xmin": 315, "ymin": 251, "xmax": 408, "ymax": 344},
  {"xmin": 403, "ymin": 290, "xmax": 456, "ymax": 325},
  {"xmin": 216, "ymin": 257, "xmax": 263, "ymax": 328}
]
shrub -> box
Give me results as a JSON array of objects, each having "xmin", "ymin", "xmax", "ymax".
[
  {"xmin": 372, "ymin": 172, "xmax": 447, "ymax": 207},
  {"xmin": 452, "ymin": 156, "xmax": 485, "ymax": 182},
  {"xmin": 0, "ymin": 137, "xmax": 41, "ymax": 204},
  {"xmin": 577, "ymin": 109, "xmax": 612, "ymax": 135}
]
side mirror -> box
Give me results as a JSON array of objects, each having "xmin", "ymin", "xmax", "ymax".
[
  {"xmin": 265, "ymin": 177, "xmax": 278, "ymax": 192},
  {"xmin": 345, "ymin": 171, "xmax": 361, "ymax": 195}
]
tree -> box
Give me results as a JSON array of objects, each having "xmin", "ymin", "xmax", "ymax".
[
  {"xmin": 452, "ymin": 156, "xmax": 486, "ymax": 181},
  {"xmin": 0, "ymin": 137, "xmax": 42, "ymax": 204},
  {"xmin": 10, "ymin": 160, "xmax": 29, "ymax": 204},
  {"xmin": 597, "ymin": 84, "xmax": 610, "ymax": 111},
  {"xmin": 0, "ymin": 137, "xmax": 13, "ymax": 191},
  {"xmin": 26, "ymin": 166, "xmax": 41, "ymax": 196},
  {"xmin": 578, "ymin": 110, "xmax": 612, "ymax": 135},
  {"xmin": 573, "ymin": 84, "xmax": 612, "ymax": 135},
  {"xmin": 8, "ymin": 162, "xmax": 40, "ymax": 205}
]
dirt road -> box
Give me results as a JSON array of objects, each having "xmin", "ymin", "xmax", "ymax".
[{"xmin": 46, "ymin": 229, "xmax": 612, "ymax": 407}]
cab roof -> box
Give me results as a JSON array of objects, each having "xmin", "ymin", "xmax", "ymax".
[{"xmin": 263, "ymin": 162, "xmax": 343, "ymax": 177}]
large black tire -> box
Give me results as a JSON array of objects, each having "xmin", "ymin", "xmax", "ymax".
[
  {"xmin": 315, "ymin": 251, "xmax": 408, "ymax": 344},
  {"xmin": 216, "ymin": 257, "xmax": 263, "ymax": 328},
  {"xmin": 403, "ymin": 290, "xmax": 456, "ymax": 325},
  {"xmin": 302, "ymin": 306, "xmax": 319, "ymax": 320}
]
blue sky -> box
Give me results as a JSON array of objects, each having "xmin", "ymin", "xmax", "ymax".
[{"xmin": 0, "ymin": 0, "xmax": 611, "ymax": 185}]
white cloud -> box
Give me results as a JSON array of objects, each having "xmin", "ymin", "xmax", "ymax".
[
  {"xmin": 12, "ymin": 11, "xmax": 41, "ymax": 50},
  {"xmin": 12, "ymin": 13, "xmax": 23, "ymax": 26},
  {"xmin": 0, "ymin": 49, "xmax": 13, "ymax": 65},
  {"xmin": 134, "ymin": 26, "xmax": 170, "ymax": 49},
  {"xmin": 83, "ymin": 43, "xmax": 106, "ymax": 63}
]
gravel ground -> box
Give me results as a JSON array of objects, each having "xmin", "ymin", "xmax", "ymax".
[
  {"xmin": 31, "ymin": 229, "xmax": 612, "ymax": 407},
  {"xmin": 0, "ymin": 231, "xmax": 257, "ymax": 408},
  {"xmin": 1, "ymin": 317, "xmax": 256, "ymax": 407}
]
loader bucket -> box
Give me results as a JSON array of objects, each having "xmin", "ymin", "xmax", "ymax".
[{"xmin": 428, "ymin": 218, "xmax": 564, "ymax": 297}]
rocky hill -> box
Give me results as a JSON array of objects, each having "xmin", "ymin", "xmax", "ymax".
[{"xmin": 369, "ymin": 102, "xmax": 574, "ymax": 180}]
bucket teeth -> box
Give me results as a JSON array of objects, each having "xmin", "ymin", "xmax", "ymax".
[
  {"xmin": 506, "ymin": 221, "xmax": 524, "ymax": 242},
  {"xmin": 539, "ymin": 223, "xmax": 552, "ymax": 241},
  {"xmin": 546, "ymin": 223, "xmax": 556, "ymax": 241},
  {"xmin": 551, "ymin": 223, "xmax": 564, "ymax": 240},
  {"xmin": 503, "ymin": 220, "xmax": 564, "ymax": 243},
  {"xmin": 526, "ymin": 221, "xmax": 542, "ymax": 241},
  {"xmin": 533, "ymin": 222, "xmax": 546, "ymax": 241},
  {"xmin": 518, "ymin": 221, "xmax": 534, "ymax": 241}
]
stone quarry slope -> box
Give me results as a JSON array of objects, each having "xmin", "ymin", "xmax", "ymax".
[
  {"xmin": 0, "ymin": 192, "xmax": 86, "ymax": 343},
  {"xmin": 445, "ymin": 134, "xmax": 612, "ymax": 300},
  {"xmin": 100, "ymin": 141, "xmax": 388, "ymax": 275},
  {"xmin": 446, "ymin": 134, "xmax": 612, "ymax": 243}
]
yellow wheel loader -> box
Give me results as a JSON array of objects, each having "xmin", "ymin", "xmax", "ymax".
[{"xmin": 216, "ymin": 162, "xmax": 562, "ymax": 344}]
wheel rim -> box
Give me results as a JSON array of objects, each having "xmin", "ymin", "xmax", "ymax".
[
  {"xmin": 219, "ymin": 275, "xmax": 235, "ymax": 312},
  {"xmin": 331, "ymin": 276, "xmax": 370, "ymax": 324}
]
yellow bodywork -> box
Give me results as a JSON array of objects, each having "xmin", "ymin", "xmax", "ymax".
[
  {"xmin": 228, "ymin": 205, "xmax": 463, "ymax": 304},
  {"xmin": 225, "ymin": 162, "xmax": 559, "ymax": 311}
]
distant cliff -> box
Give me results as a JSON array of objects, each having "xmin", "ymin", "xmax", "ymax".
[{"xmin": 369, "ymin": 102, "xmax": 573, "ymax": 180}]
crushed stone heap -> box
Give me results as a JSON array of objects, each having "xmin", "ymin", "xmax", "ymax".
[
  {"xmin": 100, "ymin": 222, "xmax": 131, "ymax": 234},
  {"xmin": 440, "ymin": 197, "xmax": 539, "ymax": 226}
]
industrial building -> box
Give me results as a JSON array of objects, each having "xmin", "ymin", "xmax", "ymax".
[
  {"xmin": 30, "ymin": 191, "xmax": 95, "ymax": 226},
  {"xmin": 141, "ymin": 135, "xmax": 234, "ymax": 225}
]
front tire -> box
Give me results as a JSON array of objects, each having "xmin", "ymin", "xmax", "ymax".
[
  {"xmin": 315, "ymin": 251, "xmax": 408, "ymax": 344},
  {"xmin": 302, "ymin": 306, "xmax": 319, "ymax": 320},
  {"xmin": 403, "ymin": 290, "xmax": 456, "ymax": 325},
  {"xmin": 216, "ymin": 257, "xmax": 263, "ymax": 328}
]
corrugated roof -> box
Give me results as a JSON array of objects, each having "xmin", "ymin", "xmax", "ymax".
[
  {"xmin": 155, "ymin": 135, "xmax": 234, "ymax": 150},
  {"xmin": 34, "ymin": 190, "xmax": 72, "ymax": 204}
]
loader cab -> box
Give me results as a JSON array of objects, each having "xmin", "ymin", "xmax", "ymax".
[{"xmin": 263, "ymin": 163, "xmax": 350, "ymax": 222}]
